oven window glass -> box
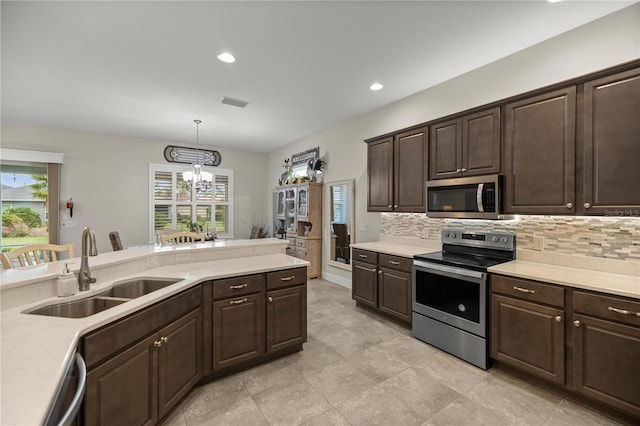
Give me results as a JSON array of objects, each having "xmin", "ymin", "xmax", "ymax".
[
  {"xmin": 427, "ymin": 182, "xmax": 495, "ymax": 213},
  {"xmin": 414, "ymin": 270, "xmax": 480, "ymax": 323}
]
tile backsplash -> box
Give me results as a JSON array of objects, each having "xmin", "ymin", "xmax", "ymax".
[{"xmin": 380, "ymin": 214, "xmax": 640, "ymax": 261}]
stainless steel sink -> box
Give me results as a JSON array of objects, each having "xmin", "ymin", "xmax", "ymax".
[
  {"xmin": 25, "ymin": 278, "xmax": 182, "ymax": 318},
  {"xmin": 26, "ymin": 297, "xmax": 128, "ymax": 318},
  {"xmin": 101, "ymin": 278, "xmax": 182, "ymax": 298}
]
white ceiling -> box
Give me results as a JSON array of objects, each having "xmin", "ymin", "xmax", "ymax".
[{"xmin": 1, "ymin": 1, "xmax": 636, "ymax": 153}]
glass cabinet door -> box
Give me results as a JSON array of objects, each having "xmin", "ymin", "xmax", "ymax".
[
  {"xmin": 297, "ymin": 186, "xmax": 308, "ymax": 219},
  {"xmin": 277, "ymin": 190, "xmax": 285, "ymax": 218},
  {"xmin": 284, "ymin": 187, "xmax": 297, "ymax": 233}
]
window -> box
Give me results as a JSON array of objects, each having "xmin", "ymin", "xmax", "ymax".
[
  {"xmin": 149, "ymin": 164, "xmax": 233, "ymax": 241},
  {"xmin": 1, "ymin": 149, "xmax": 63, "ymax": 254}
]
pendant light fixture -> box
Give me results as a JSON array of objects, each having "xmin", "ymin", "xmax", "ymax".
[{"xmin": 182, "ymin": 119, "xmax": 213, "ymax": 193}]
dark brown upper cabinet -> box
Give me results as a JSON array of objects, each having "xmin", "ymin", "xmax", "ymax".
[
  {"xmin": 367, "ymin": 127, "xmax": 428, "ymax": 212},
  {"xmin": 504, "ymin": 87, "xmax": 577, "ymax": 214},
  {"xmin": 579, "ymin": 67, "xmax": 640, "ymax": 216},
  {"xmin": 429, "ymin": 107, "xmax": 501, "ymax": 180}
]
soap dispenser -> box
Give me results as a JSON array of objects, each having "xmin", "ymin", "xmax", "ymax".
[{"xmin": 57, "ymin": 263, "xmax": 77, "ymax": 297}]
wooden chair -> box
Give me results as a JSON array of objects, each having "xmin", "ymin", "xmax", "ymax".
[
  {"xmin": 332, "ymin": 223, "xmax": 350, "ymax": 263},
  {"xmin": 1, "ymin": 243, "xmax": 75, "ymax": 269},
  {"xmin": 160, "ymin": 231, "xmax": 203, "ymax": 246}
]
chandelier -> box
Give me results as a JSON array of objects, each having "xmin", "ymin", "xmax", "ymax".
[{"xmin": 182, "ymin": 119, "xmax": 212, "ymax": 193}]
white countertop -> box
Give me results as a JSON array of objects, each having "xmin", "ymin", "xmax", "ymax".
[
  {"xmin": 351, "ymin": 240, "xmax": 439, "ymax": 258},
  {"xmin": 0, "ymin": 240, "xmax": 306, "ymax": 425},
  {"xmin": 489, "ymin": 260, "xmax": 640, "ymax": 300}
]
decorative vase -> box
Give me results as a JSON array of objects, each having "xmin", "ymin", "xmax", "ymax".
[{"xmin": 304, "ymin": 225, "xmax": 311, "ymax": 236}]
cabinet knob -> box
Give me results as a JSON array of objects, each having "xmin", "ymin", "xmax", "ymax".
[
  {"xmin": 160, "ymin": 336, "xmax": 168, "ymax": 343},
  {"xmin": 456, "ymin": 168, "xmax": 462, "ymax": 173},
  {"xmin": 461, "ymin": 168, "xmax": 467, "ymax": 172},
  {"xmin": 154, "ymin": 340, "xmax": 162, "ymax": 348},
  {"xmin": 584, "ymin": 202, "xmax": 591, "ymax": 209},
  {"xmin": 566, "ymin": 202, "xmax": 573, "ymax": 209},
  {"xmin": 388, "ymin": 204, "xmax": 392, "ymax": 208},
  {"xmin": 393, "ymin": 204, "xmax": 398, "ymax": 208},
  {"xmin": 554, "ymin": 315, "xmax": 562, "ymax": 323},
  {"xmin": 378, "ymin": 270, "xmax": 382, "ymax": 275},
  {"xmin": 573, "ymin": 320, "xmax": 581, "ymax": 327},
  {"xmin": 268, "ymin": 296, "xmax": 273, "ymax": 303}
]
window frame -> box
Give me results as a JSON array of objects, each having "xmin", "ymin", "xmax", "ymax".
[{"xmin": 148, "ymin": 163, "xmax": 234, "ymax": 241}]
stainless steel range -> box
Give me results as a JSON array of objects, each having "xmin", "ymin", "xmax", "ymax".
[{"xmin": 412, "ymin": 229, "xmax": 516, "ymax": 369}]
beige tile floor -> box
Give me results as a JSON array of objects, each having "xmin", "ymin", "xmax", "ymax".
[{"xmin": 164, "ymin": 279, "xmax": 623, "ymax": 426}]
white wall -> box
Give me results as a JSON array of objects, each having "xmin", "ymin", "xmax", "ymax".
[
  {"xmin": 266, "ymin": 4, "xmax": 640, "ymax": 282},
  {"xmin": 1, "ymin": 123, "xmax": 268, "ymax": 253}
]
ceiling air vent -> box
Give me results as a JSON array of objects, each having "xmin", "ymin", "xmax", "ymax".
[{"xmin": 221, "ymin": 96, "xmax": 250, "ymax": 108}]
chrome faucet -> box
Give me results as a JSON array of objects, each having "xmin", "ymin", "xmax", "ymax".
[{"xmin": 78, "ymin": 227, "xmax": 98, "ymax": 291}]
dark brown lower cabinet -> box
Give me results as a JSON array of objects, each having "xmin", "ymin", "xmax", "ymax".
[
  {"xmin": 85, "ymin": 308, "xmax": 202, "ymax": 425},
  {"xmin": 157, "ymin": 310, "xmax": 202, "ymax": 419},
  {"xmin": 491, "ymin": 294, "xmax": 564, "ymax": 384},
  {"xmin": 491, "ymin": 274, "xmax": 640, "ymax": 421},
  {"xmin": 352, "ymin": 260, "xmax": 378, "ymax": 308},
  {"xmin": 573, "ymin": 315, "xmax": 640, "ymax": 418},
  {"xmin": 212, "ymin": 293, "xmax": 264, "ymax": 371},
  {"xmin": 352, "ymin": 249, "xmax": 412, "ymax": 327},
  {"xmin": 266, "ymin": 284, "xmax": 307, "ymax": 353},
  {"xmin": 378, "ymin": 266, "xmax": 411, "ymax": 324},
  {"xmin": 85, "ymin": 335, "xmax": 158, "ymax": 426}
]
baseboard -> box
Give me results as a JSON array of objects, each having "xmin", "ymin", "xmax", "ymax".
[{"xmin": 321, "ymin": 270, "xmax": 351, "ymax": 289}]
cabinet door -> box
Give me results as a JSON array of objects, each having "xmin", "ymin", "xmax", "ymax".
[
  {"xmin": 573, "ymin": 314, "xmax": 640, "ymax": 417},
  {"xmin": 157, "ymin": 309, "xmax": 202, "ymax": 419},
  {"xmin": 352, "ymin": 260, "xmax": 378, "ymax": 308},
  {"xmin": 429, "ymin": 118, "xmax": 461, "ymax": 180},
  {"xmin": 581, "ymin": 67, "xmax": 640, "ymax": 215},
  {"xmin": 463, "ymin": 107, "xmax": 501, "ymax": 176},
  {"xmin": 212, "ymin": 293, "xmax": 265, "ymax": 371},
  {"xmin": 367, "ymin": 137, "xmax": 394, "ymax": 211},
  {"xmin": 378, "ymin": 267, "xmax": 411, "ymax": 324},
  {"xmin": 266, "ymin": 285, "xmax": 307, "ymax": 353},
  {"xmin": 85, "ymin": 335, "xmax": 158, "ymax": 426},
  {"xmin": 394, "ymin": 127, "xmax": 428, "ymax": 212},
  {"xmin": 504, "ymin": 87, "xmax": 576, "ymax": 214},
  {"xmin": 297, "ymin": 186, "xmax": 309, "ymax": 219},
  {"xmin": 491, "ymin": 294, "xmax": 565, "ymax": 385}
]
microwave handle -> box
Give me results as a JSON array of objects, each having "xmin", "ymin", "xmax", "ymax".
[{"xmin": 477, "ymin": 183, "xmax": 485, "ymax": 213}]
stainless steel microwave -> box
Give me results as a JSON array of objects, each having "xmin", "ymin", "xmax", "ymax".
[{"xmin": 425, "ymin": 175, "xmax": 503, "ymax": 219}]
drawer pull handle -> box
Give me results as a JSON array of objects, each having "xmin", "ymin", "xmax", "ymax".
[
  {"xmin": 359, "ymin": 266, "xmax": 377, "ymax": 273},
  {"xmin": 230, "ymin": 298, "xmax": 248, "ymax": 305},
  {"xmin": 607, "ymin": 306, "xmax": 637, "ymax": 316},
  {"xmin": 280, "ymin": 275, "xmax": 295, "ymax": 282},
  {"xmin": 513, "ymin": 286, "xmax": 536, "ymax": 294},
  {"xmin": 359, "ymin": 254, "xmax": 368, "ymax": 258},
  {"xmin": 389, "ymin": 260, "xmax": 400, "ymax": 265},
  {"xmin": 229, "ymin": 284, "xmax": 248, "ymax": 289}
]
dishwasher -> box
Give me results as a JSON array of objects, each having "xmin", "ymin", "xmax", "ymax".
[{"xmin": 43, "ymin": 351, "xmax": 86, "ymax": 426}]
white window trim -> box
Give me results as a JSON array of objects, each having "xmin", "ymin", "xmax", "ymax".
[
  {"xmin": 1, "ymin": 148, "xmax": 64, "ymax": 164},
  {"xmin": 148, "ymin": 163, "xmax": 234, "ymax": 241}
]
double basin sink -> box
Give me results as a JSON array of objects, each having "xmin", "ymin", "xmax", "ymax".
[{"xmin": 24, "ymin": 278, "xmax": 182, "ymax": 318}]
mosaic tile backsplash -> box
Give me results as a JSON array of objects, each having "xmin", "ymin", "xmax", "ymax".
[{"xmin": 380, "ymin": 214, "xmax": 640, "ymax": 261}]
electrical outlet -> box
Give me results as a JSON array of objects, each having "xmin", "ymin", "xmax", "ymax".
[{"xmin": 533, "ymin": 236, "xmax": 545, "ymax": 251}]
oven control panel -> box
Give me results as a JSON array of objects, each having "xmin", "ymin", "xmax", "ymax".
[{"xmin": 442, "ymin": 229, "xmax": 515, "ymax": 251}]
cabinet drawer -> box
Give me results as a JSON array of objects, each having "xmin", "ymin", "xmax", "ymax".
[
  {"xmin": 353, "ymin": 249, "xmax": 377, "ymax": 265},
  {"xmin": 296, "ymin": 248, "xmax": 306, "ymax": 259},
  {"xmin": 296, "ymin": 238, "xmax": 306, "ymax": 248},
  {"xmin": 212, "ymin": 274, "xmax": 265, "ymax": 300},
  {"xmin": 83, "ymin": 286, "xmax": 201, "ymax": 369},
  {"xmin": 267, "ymin": 267, "xmax": 307, "ymax": 290},
  {"xmin": 379, "ymin": 253, "xmax": 412, "ymax": 273},
  {"xmin": 574, "ymin": 291, "xmax": 640, "ymax": 328},
  {"xmin": 288, "ymin": 236, "xmax": 297, "ymax": 246},
  {"xmin": 491, "ymin": 275, "xmax": 564, "ymax": 308}
]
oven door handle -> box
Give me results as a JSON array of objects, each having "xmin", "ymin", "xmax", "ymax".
[{"xmin": 413, "ymin": 260, "xmax": 486, "ymax": 280}]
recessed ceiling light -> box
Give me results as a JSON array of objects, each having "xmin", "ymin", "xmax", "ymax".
[
  {"xmin": 547, "ymin": 0, "xmax": 562, "ymax": 3},
  {"xmin": 217, "ymin": 52, "xmax": 236, "ymax": 63},
  {"xmin": 370, "ymin": 82, "xmax": 384, "ymax": 91}
]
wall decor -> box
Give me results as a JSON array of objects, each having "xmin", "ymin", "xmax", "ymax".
[
  {"xmin": 164, "ymin": 145, "xmax": 221, "ymax": 166},
  {"xmin": 291, "ymin": 147, "xmax": 319, "ymax": 167}
]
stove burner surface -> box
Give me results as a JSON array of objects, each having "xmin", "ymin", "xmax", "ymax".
[{"xmin": 413, "ymin": 251, "xmax": 512, "ymax": 272}]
